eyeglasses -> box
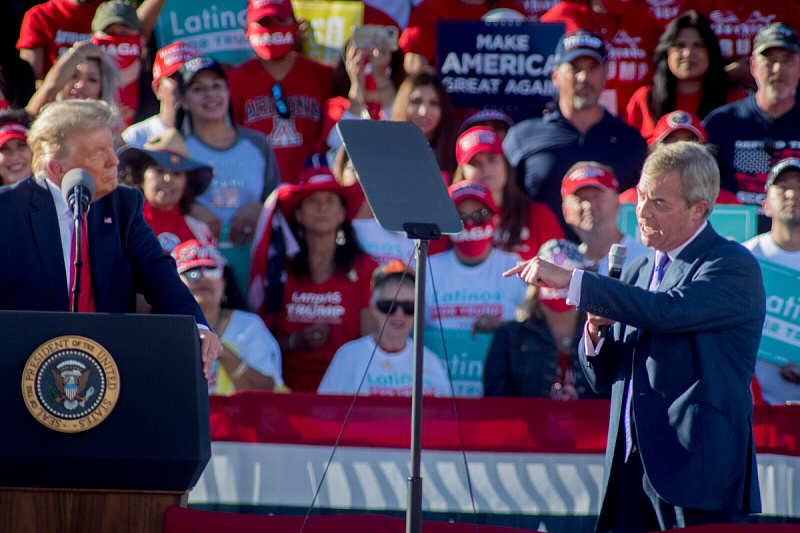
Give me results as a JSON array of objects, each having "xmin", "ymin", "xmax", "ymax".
[
  {"xmin": 375, "ymin": 300, "xmax": 415, "ymax": 315},
  {"xmin": 180, "ymin": 266, "xmax": 223, "ymax": 282},
  {"xmin": 459, "ymin": 208, "xmax": 494, "ymax": 225},
  {"xmin": 272, "ymin": 83, "xmax": 290, "ymax": 119}
]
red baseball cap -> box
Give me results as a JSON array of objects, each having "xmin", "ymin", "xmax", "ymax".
[
  {"xmin": 171, "ymin": 240, "xmax": 226, "ymax": 274},
  {"xmin": 649, "ymin": 111, "xmax": 707, "ymax": 145},
  {"xmin": 247, "ymin": 0, "xmax": 294, "ymax": 25},
  {"xmin": 561, "ymin": 163, "xmax": 619, "ymax": 198},
  {"xmin": 448, "ymin": 180, "xmax": 498, "ymax": 213},
  {"xmin": 153, "ymin": 42, "xmax": 201, "ymax": 82},
  {"xmin": 456, "ymin": 126, "xmax": 503, "ymax": 166},
  {"xmin": 0, "ymin": 122, "xmax": 28, "ymax": 148}
]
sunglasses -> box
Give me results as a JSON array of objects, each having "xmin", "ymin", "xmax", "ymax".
[
  {"xmin": 459, "ymin": 208, "xmax": 494, "ymax": 225},
  {"xmin": 180, "ymin": 266, "xmax": 223, "ymax": 282},
  {"xmin": 272, "ymin": 83, "xmax": 291, "ymax": 119},
  {"xmin": 375, "ymin": 300, "xmax": 415, "ymax": 315}
]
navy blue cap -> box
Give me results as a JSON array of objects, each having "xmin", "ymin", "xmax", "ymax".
[{"xmin": 555, "ymin": 30, "xmax": 606, "ymax": 65}]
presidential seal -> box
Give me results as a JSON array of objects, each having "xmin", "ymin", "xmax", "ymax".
[{"xmin": 21, "ymin": 336, "xmax": 120, "ymax": 433}]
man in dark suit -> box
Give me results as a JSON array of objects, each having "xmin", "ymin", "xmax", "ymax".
[
  {"xmin": 505, "ymin": 141, "xmax": 765, "ymax": 532},
  {"xmin": 5, "ymin": 99, "xmax": 220, "ymax": 377}
]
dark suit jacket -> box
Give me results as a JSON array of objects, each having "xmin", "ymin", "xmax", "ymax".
[
  {"xmin": 0, "ymin": 177, "xmax": 206, "ymax": 325},
  {"xmin": 578, "ymin": 224, "xmax": 764, "ymax": 522}
]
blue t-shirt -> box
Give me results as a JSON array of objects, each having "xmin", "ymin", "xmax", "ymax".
[
  {"xmin": 704, "ymin": 95, "xmax": 800, "ymax": 231},
  {"xmin": 185, "ymin": 126, "xmax": 279, "ymax": 232}
]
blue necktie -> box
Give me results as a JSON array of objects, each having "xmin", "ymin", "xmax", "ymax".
[{"xmin": 625, "ymin": 252, "xmax": 671, "ymax": 461}]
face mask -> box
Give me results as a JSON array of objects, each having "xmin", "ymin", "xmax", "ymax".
[
  {"xmin": 451, "ymin": 221, "xmax": 495, "ymax": 259},
  {"xmin": 247, "ymin": 22, "xmax": 298, "ymax": 60},
  {"xmin": 538, "ymin": 287, "xmax": 573, "ymax": 313},
  {"xmin": 92, "ymin": 34, "xmax": 143, "ymax": 70}
]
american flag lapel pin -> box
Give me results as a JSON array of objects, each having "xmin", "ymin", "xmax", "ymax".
[{"xmin": 104, "ymin": 217, "xmax": 113, "ymax": 224}]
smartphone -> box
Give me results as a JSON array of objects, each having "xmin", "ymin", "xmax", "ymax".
[{"xmin": 352, "ymin": 25, "xmax": 399, "ymax": 51}]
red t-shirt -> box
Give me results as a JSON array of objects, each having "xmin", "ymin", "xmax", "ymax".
[
  {"xmin": 541, "ymin": 1, "xmax": 663, "ymax": 116},
  {"xmin": 494, "ymin": 202, "xmax": 565, "ymax": 260},
  {"xmin": 399, "ymin": 0, "xmax": 529, "ymax": 63},
  {"xmin": 273, "ymin": 253, "xmax": 378, "ymax": 391},
  {"xmin": 143, "ymin": 203, "xmax": 198, "ymax": 253},
  {"xmin": 625, "ymin": 85, "xmax": 746, "ymax": 141},
  {"xmin": 16, "ymin": 0, "xmax": 99, "ymax": 76},
  {"xmin": 227, "ymin": 54, "xmax": 334, "ymax": 185},
  {"xmin": 699, "ymin": 0, "xmax": 800, "ymax": 62},
  {"xmin": 631, "ymin": 0, "xmax": 704, "ymax": 27}
]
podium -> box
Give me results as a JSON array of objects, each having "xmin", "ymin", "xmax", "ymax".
[{"xmin": 0, "ymin": 311, "xmax": 210, "ymax": 533}]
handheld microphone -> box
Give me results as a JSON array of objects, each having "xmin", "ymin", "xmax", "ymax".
[
  {"xmin": 599, "ymin": 243, "xmax": 627, "ymax": 338},
  {"xmin": 61, "ymin": 168, "xmax": 95, "ymax": 219}
]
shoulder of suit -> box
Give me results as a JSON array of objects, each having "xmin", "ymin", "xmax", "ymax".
[{"xmin": 0, "ymin": 176, "xmax": 37, "ymax": 204}]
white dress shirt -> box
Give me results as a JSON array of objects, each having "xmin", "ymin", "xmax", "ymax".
[{"xmin": 572, "ymin": 221, "xmax": 708, "ymax": 354}]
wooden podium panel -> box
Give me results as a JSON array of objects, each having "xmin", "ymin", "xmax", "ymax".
[{"xmin": 0, "ymin": 488, "xmax": 186, "ymax": 533}]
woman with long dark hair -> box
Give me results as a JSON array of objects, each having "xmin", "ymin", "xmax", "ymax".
[
  {"xmin": 391, "ymin": 68, "xmax": 458, "ymax": 180},
  {"xmin": 265, "ymin": 167, "xmax": 378, "ymax": 391},
  {"xmin": 625, "ymin": 11, "xmax": 742, "ymax": 142}
]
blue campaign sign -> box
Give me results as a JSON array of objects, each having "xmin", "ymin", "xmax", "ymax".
[
  {"xmin": 436, "ymin": 20, "xmax": 565, "ymax": 112},
  {"xmin": 757, "ymin": 259, "xmax": 800, "ymax": 366},
  {"xmin": 618, "ymin": 204, "xmax": 759, "ymax": 244}
]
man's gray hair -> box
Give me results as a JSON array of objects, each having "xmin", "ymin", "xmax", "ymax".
[
  {"xmin": 28, "ymin": 100, "xmax": 117, "ymax": 175},
  {"xmin": 642, "ymin": 141, "xmax": 719, "ymax": 218}
]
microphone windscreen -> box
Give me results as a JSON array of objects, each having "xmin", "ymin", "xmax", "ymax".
[
  {"xmin": 61, "ymin": 168, "xmax": 96, "ymax": 206},
  {"xmin": 608, "ymin": 243, "xmax": 627, "ymax": 272}
]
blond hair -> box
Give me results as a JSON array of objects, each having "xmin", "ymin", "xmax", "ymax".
[
  {"xmin": 641, "ymin": 141, "xmax": 718, "ymax": 218},
  {"xmin": 28, "ymin": 100, "xmax": 117, "ymax": 175}
]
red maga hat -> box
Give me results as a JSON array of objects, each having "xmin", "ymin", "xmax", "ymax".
[
  {"xmin": 456, "ymin": 126, "xmax": 503, "ymax": 166},
  {"xmin": 649, "ymin": 111, "xmax": 707, "ymax": 145},
  {"xmin": 561, "ymin": 163, "xmax": 619, "ymax": 198}
]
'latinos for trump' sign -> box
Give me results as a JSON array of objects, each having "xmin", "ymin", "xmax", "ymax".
[
  {"xmin": 436, "ymin": 20, "xmax": 565, "ymax": 112},
  {"xmin": 758, "ymin": 259, "xmax": 800, "ymax": 366}
]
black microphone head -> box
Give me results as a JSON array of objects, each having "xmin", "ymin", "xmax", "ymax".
[
  {"xmin": 61, "ymin": 168, "xmax": 96, "ymax": 211},
  {"xmin": 608, "ymin": 243, "xmax": 627, "ymax": 272}
]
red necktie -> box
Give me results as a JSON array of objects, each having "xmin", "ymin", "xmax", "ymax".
[{"xmin": 69, "ymin": 214, "xmax": 96, "ymax": 312}]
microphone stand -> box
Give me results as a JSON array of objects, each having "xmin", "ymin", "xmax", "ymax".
[{"xmin": 70, "ymin": 199, "xmax": 86, "ymax": 313}]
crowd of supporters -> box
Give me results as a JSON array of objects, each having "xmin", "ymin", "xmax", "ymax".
[{"xmin": 2, "ymin": 0, "xmax": 800, "ymax": 404}]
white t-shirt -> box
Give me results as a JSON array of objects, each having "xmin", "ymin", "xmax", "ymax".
[
  {"xmin": 208, "ymin": 309, "xmax": 284, "ymax": 395},
  {"xmin": 744, "ymin": 232, "xmax": 800, "ymax": 404},
  {"xmin": 353, "ymin": 218, "xmax": 417, "ymax": 265},
  {"xmin": 425, "ymin": 249, "xmax": 527, "ymax": 331},
  {"xmin": 317, "ymin": 335, "xmax": 451, "ymax": 397},
  {"xmin": 121, "ymin": 115, "xmax": 168, "ymax": 148}
]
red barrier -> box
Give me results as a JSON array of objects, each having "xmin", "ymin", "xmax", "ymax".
[
  {"xmin": 209, "ymin": 392, "xmax": 800, "ymax": 456},
  {"xmin": 164, "ymin": 507, "xmax": 800, "ymax": 533},
  {"xmin": 165, "ymin": 507, "xmax": 553, "ymax": 533}
]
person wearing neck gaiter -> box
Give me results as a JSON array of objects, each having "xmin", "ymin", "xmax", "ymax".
[{"xmin": 424, "ymin": 181, "xmax": 527, "ymax": 397}]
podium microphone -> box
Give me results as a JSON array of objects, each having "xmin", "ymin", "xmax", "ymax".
[
  {"xmin": 61, "ymin": 168, "xmax": 95, "ymax": 219},
  {"xmin": 599, "ymin": 243, "xmax": 627, "ymax": 338}
]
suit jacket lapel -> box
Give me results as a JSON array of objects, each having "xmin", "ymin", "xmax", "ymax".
[
  {"xmin": 88, "ymin": 196, "xmax": 115, "ymax": 312},
  {"xmin": 28, "ymin": 179, "xmax": 70, "ymax": 311},
  {"xmin": 657, "ymin": 224, "xmax": 717, "ymax": 293}
]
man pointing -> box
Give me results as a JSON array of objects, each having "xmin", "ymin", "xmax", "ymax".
[{"xmin": 505, "ymin": 141, "xmax": 764, "ymax": 532}]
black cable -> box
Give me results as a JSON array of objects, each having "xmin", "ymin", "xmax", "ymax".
[
  {"xmin": 299, "ymin": 245, "xmax": 419, "ymax": 533},
  {"xmin": 427, "ymin": 257, "xmax": 481, "ymax": 533}
]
